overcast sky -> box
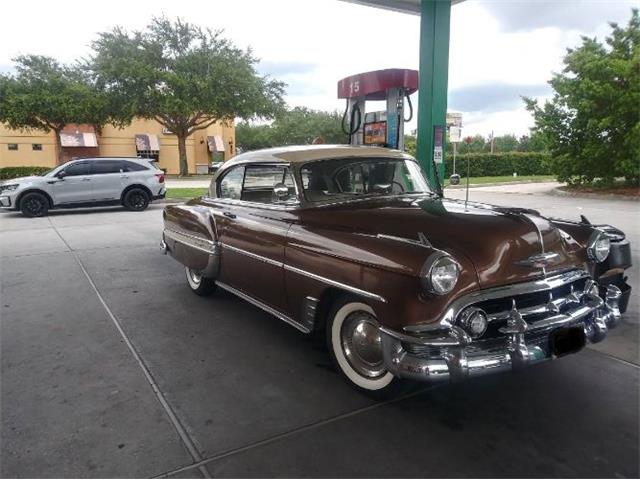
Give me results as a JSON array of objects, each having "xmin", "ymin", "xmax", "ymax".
[{"xmin": 0, "ymin": 0, "xmax": 636, "ymax": 138}]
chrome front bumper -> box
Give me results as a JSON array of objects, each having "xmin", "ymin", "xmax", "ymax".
[{"xmin": 380, "ymin": 276, "xmax": 624, "ymax": 382}]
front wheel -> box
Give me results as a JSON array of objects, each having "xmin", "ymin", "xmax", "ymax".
[
  {"xmin": 326, "ymin": 295, "xmax": 403, "ymax": 397},
  {"xmin": 20, "ymin": 192, "xmax": 49, "ymax": 217},
  {"xmin": 185, "ymin": 267, "xmax": 216, "ymax": 296}
]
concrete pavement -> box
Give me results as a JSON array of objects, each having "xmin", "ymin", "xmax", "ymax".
[{"xmin": 1, "ymin": 187, "xmax": 638, "ymax": 478}]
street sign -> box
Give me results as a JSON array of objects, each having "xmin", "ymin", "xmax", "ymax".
[
  {"xmin": 446, "ymin": 112, "xmax": 463, "ymax": 128},
  {"xmin": 449, "ymin": 126, "xmax": 461, "ymax": 143}
]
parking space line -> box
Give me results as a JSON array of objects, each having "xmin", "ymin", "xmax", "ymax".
[
  {"xmin": 154, "ymin": 384, "xmax": 444, "ymax": 479},
  {"xmin": 47, "ymin": 218, "xmax": 212, "ymax": 479},
  {"xmin": 589, "ymin": 347, "xmax": 640, "ymax": 368}
]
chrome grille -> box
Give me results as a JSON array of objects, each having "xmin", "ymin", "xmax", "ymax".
[{"xmin": 473, "ymin": 276, "xmax": 589, "ymax": 340}]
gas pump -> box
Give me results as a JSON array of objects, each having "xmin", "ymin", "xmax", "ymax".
[{"xmin": 337, "ymin": 69, "xmax": 418, "ymax": 151}]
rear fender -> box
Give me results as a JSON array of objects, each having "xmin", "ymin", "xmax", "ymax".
[{"xmin": 162, "ymin": 201, "xmax": 221, "ymax": 278}]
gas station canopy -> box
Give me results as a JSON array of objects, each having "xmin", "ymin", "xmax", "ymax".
[{"xmin": 341, "ymin": 0, "xmax": 464, "ymax": 16}]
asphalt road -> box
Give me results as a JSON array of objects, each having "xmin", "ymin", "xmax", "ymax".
[{"xmin": 1, "ymin": 187, "xmax": 638, "ymax": 478}]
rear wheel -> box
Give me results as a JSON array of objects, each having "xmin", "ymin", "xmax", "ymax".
[
  {"xmin": 123, "ymin": 188, "xmax": 149, "ymax": 211},
  {"xmin": 326, "ymin": 295, "xmax": 403, "ymax": 397},
  {"xmin": 20, "ymin": 192, "xmax": 49, "ymax": 217},
  {"xmin": 185, "ymin": 267, "xmax": 216, "ymax": 296}
]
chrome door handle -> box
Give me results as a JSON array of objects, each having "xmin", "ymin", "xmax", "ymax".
[
  {"xmin": 223, "ymin": 211, "xmax": 236, "ymax": 219},
  {"xmin": 82, "ymin": 178, "xmax": 91, "ymax": 181},
  {"xmin": 120, "ymin": 175, "xmax": 129, "ymax": 179}
]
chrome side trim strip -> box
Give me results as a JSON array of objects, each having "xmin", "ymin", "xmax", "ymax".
[
  {"xmin": 215, "ymin": 281, "xmax": 310, "ymax": 334},
  {"xmin": 164, "ymin": 228, "xmax": 219, "ymax": 254},
  {"xmin": 284, "ymin": 264, "xmax": 387, "ymax": 303},
  {"xmin": 223, "ymin": 243, "xmax": 283, "ymax": 267},
  {"xmin": 222, "ymin": 243, "xmax": 385, "ymax": 303}
]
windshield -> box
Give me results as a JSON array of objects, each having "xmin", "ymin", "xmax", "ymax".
[{"xmin": 300, "ymin": 158, "xmax": 432, "ymax": 203}]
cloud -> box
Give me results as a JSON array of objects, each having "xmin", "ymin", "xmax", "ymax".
[
  {"xmin": 448, "ymin": 83, "xmax": 552, "ymax": 114},
  {"xmin": 0, "ymin": 63, "xmax": 14, "ymax": 75},
  {"xmin": 485, "ymin": 0, "xmax": 637, "ymax": 33},
  {"xmin": 257, "ymin": 60, "xmax": 326, "ymax": 96},
  {"xmin": 257, "ymin": 60, "xmax": 317, "ymax": 77}
]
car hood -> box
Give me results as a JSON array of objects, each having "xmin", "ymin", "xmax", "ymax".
[
  {"xmin": 301, "ymin": 195, "xmax": 583, "ymax": 288},
  {"xmin": 1, "ymin": 176, "xmax": 43, "ymax": 185}
]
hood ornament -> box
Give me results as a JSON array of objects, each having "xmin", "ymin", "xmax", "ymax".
[{"xmin": 515, "ymin": 252, "xmax": 560, "ymax": 268}]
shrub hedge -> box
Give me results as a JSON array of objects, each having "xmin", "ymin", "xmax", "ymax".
[
  {"xmin": 0, "ymin": 166, "xmax": 51, "ymax": 180},
  {"xmin": 444, "ymin": 152, "xmax": 552, "ymax": 177}
]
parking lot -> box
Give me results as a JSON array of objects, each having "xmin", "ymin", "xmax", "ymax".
[{"xmin": 1, "ymin": 187, "xmax": 638, "ymax": 478}]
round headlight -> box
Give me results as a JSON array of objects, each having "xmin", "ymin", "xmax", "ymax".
[
  {"xmin": 422, "ymin": 253, "xmax": 460, "ymax": 295},
  {"xmin": 459, "ymin": 307, "xmax": 488, "ymax": 338},
  {"xmin": 588, "ymin": 231, "xmax": 610, "ymax": 263}
]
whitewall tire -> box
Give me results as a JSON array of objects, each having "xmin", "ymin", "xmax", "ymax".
[
  {"xmin": 327, "ymin": 296, "xmax": 400, "ymax": 395},
  {"xmin": 185, "ymin": 267, "xmax": 216, "ymax": 296}
]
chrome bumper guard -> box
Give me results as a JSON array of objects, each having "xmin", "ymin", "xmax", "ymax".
[{"xmin": 381, "ymin": 276, "xmax": 624, "ymax": 382}]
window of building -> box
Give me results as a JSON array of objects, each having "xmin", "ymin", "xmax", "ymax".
[
  {"xmin": 8, "ymin": 144, "xmax": 18, "ymax": 151},
  {"xmin": 32, "ymin": 144, "xmax": 43, "ymax": 151},
  {"xmin": 137, "ymin": 150, "xmax": 159, "ymax": 161}
]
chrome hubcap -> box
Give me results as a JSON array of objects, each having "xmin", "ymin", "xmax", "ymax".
[
  {"xmin": 187, "ymin": 268, "xmax": 202, "ymax": 286},
  {"xmin": 341, "ymin": 311, "xmax": 386, "ymax": 379}
]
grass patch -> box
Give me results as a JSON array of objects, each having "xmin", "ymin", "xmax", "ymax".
[
  {"xmin": 445, "ymin": 175, "xmax": 555, "ymax": 186},
  {"xmin": 166, "ymin": 187, "xmax": 208, "ymax": 199}
]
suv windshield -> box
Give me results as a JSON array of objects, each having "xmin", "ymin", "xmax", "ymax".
[{"xmin": 300, "ymin": 158, "xmax": 432, "ymax": 203}]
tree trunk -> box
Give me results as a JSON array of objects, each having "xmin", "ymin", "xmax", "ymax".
[
  {"xmin": 93, "ymin": 124, "xmax": 103, "ymax": 157},
  {"xmin": 177, "ymin": 133, "xmax": 189, "ymax": 177},
  {"xmin": 54, "ymin": 128, "xmax": 63, "ymax": 165}
]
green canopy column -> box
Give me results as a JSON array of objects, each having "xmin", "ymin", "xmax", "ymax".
[{"xmin": 416, "ymin": 0, "xmax": 451, "ymax": 186}]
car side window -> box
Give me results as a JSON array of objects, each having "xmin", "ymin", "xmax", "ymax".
[
  {"xmin": 122, "ymin": 161, "xmax": 149, "ymax": 172},
  {"xmin": 218, "ymin": 166, "xmax": 245, "ymax": 200},
  {"xmin": 91, "ymin": 160, "xmax": 123, "ymax": 175},
  {"xmin": 63, "ymin": 163, "xmax": 90, "ymax": 176},
  {"xmin": 242, "ymin": 165, "xmax": 297, "ymax": 204}
]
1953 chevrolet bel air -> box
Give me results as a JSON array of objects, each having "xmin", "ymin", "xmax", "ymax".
[{"xmin": 161, "ymin": 145, "xmax": 632, "ymax": 395}]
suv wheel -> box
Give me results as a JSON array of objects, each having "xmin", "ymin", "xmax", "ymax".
[
  {"xmin": 123, "ymin": 188, "xmax": 150, "ymax": 211},
  {"xmin": 20, "ymin": 192, "xmax": 49, "ymax": 218}
]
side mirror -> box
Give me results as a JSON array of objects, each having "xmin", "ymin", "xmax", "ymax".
[
  {"xmin": 449, "ymin": 174, "xmax": 461, "ymax": 186},
  {"xmin": 56, "ymin": 170, "xmax": 67, "ymax": 179},
  {"xmin": 272, "ymin": 183, "xmax": 290, "ymax": 202}
]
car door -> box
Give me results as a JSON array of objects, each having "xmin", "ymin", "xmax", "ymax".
[
  {"xmin": 50, "ymin": 162, "xmax": 93, "ymax": 204},
  {"xmin": 89, "ymin": 160, "xmax": 126, "ymax": 201},
  {"xmin": 208, "ymin": 163, "xmax": 298, "ymax": 313}
]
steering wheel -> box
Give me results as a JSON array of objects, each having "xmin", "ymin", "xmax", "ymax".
[{"xmin": 390, "ymin": 180, "xmax": 406, "ymax": 193}]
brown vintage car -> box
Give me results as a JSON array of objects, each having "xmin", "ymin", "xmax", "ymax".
[{"xmin": 161, "ymin": 145, "xmax": 632, "ymax": 395}]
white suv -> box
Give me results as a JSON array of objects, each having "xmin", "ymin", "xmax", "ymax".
[{"xmin": 0, "ymin": 158, "xmax": 166, "ymax": 217}]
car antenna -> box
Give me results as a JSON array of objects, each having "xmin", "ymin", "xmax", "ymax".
[{"xmin": 464, "ymin": 153, "xmax": 471, "ymax": 208}]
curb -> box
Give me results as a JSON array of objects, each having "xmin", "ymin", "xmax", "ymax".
[
  {"xmin": 445, "ymin": 179, "xmax": 557, "ymax": 189},
  {"xmin": 550, "ymin": 187, "xmax": 639, "ymax": 201}
]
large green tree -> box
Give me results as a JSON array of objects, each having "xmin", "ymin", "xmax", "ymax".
[
  {"xmin": 525, "ymin": 9, "xmax": 640, "ymax": 185},
  {"xmin": 236, "ymin": 107, "xmax": 345, "ymax": 151},
  {"xmin": 90, "ymin": 17, "xmax": 285, "ymax": 175},
  {"xmin": 0, "ymin": 55, "xmax": 113, "ymax": 164}
]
